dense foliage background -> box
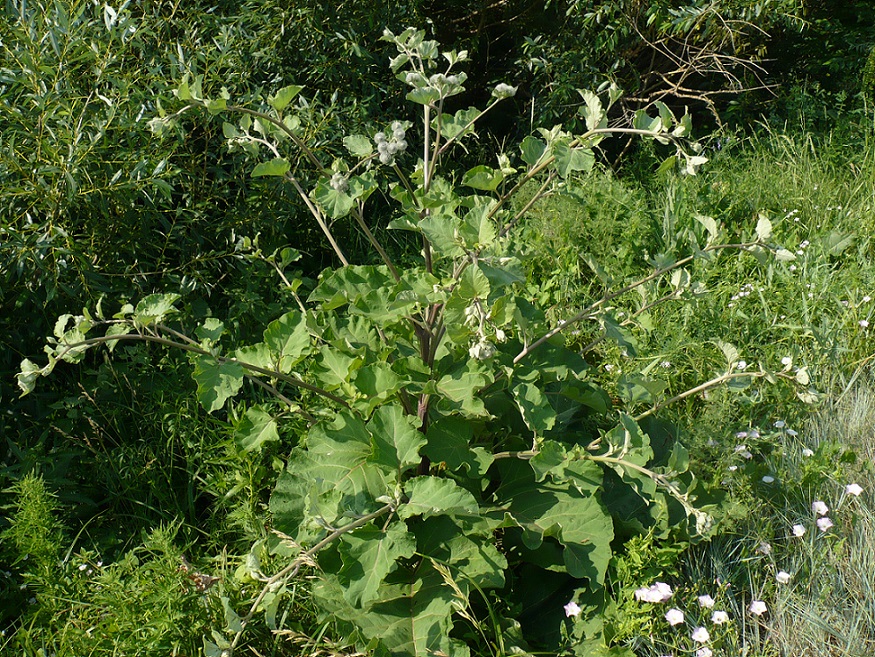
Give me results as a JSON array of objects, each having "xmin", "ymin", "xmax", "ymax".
[{"xmin": 2, "ymin": 1, "xmax": 875, "ymax": 655}]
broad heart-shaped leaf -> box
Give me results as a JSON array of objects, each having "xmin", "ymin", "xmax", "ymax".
[
  {"xmin": 415, "ymin": 515, "xmax": 507, "ymax": 590},
  {"xmin": 462, "ymin": 165, "xmax": 503, "ymax": 191},
  {"xmin": 309, "ymin": 266, "xmax": 395, "ymax": 309},
  {"xmin": 343, "ymin": 134, "xmax": 373, "ymax": 157},
  {"xmin": 312, "ymin": 345, "xmax": 361, "ymax": 390},
  {"xmin": 398, "ymin": 476, "xmax": 480, "ymax": 520},
  {"xmin": 352, "ymin": 363, "xmax": 404, "ymax": 414},
  {"xmin": 313, "ymin": 180, "xmax": 354, "ymax": 218},
  {"xmin": 433, "ymin": 107, "xmax": 479, "ymax": 140},
  {"xmin": 263, "ymin": 310, "xmax": 310, "ymax": 372},
  {"xmin": 268, "ymin": 84, "xmax": 303, "ymax": 111},
  {"xmin": 491, "ymin": 460, "xmax": 613, "ymax": 585},
  {"xmin": 520, "ymin": 135, "xmax": 547, "ymax": 167},
  {"xmin": 418, "ymin": 213, "xmax": 465, "ymax": 259},
  {"xmin": 235, "ymin": 405, "xmax": 279, "ymax": 453},
  {"xmin": 251, "ymin": 157, "xmax": 290, "ymax": 177},
  {"xmin": 603, "ymin": 414, "xmax": 654, "ymax": 468},
  {"xmin": 305, "ymin": 411, "xmax": 394, "ymax": 499},
  {"xmin": 616, "ymin": 374, "xmax": 667, "ymax": 405},
  {"xmin": 367, "ymin": 404, "xmax": 425, "ymax": 474},
  {"xmin": 512, "ymin": 382, "xmax": 557, "ymax": 434},
  {"xmin": 552, "ymin": 139, "xmax": 595, "ymax": 178},
  {"xmin": 423, "ymin": 417, "xmax": 493, "ymax": 477},
  {"xmin": 315, "ymin": 562, "xmax": 464, "ymax": 657},
  {"xmin": 192, "ymin": 356, "xmax": 244, "ymax": 412},
  {"xmin": 338, "ymin": 524, "xmax": 417, "ymax": 608},
  {"xmin": 434, "ymin": 368, "xmax": 491, "ymax": 418},
  {"xmin": 133, "ymin": 293, "xmax": 180, "ymax": 327}
]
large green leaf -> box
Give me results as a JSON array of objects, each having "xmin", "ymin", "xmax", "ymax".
[
  {"xmin": 312, "ymin": 346, "xmax": 361, "ymax": 390},
  {"xmin": 367, "ymin": 404, "xmax": 425, "ymax": 474},
  {"xmin": 337, "ymin": 523, "xmax": 417, "ymax": 607},
  {"xmin": 462, "ymin": 165, "xmax": 503, "ymax": 191},
  {"xmin": 399, "ymin": 476, "xmax": 480, "ymax": 520},
  {"xmin": 492, "ymin": 461, "xmax": 613, "ymax": 584},
  {"xmin": 268, "ymin": 84, "xmax": 303, "ymax": 111},
  {"xmin": 251, "ymin": 157, "xmax": 290, "ymax": 177},
  {"xmin": 263, "ymin": 310, "xmax": 310, "ymax": 372},
  {"xmin": 552, "ymin": 139, "xmax": 594, "ymax": 178},
  {"xmin": 313, "ymin": 180, "xmax": 354, "ymax": 218},
  {"xmin": 512, "ymin": 382, "xmax": 557, "ymax": 434},
  {"xmin": 235, "ymin": 405, "xmax": 280, "ymax": 453},
  {"xmin": 133, "ymin": 293, "xmax": 180, "ymax": 327},
  {"xmin": 192, "ymin": 356, "xmax": 245, "ymax": 412},
  {"xmin": 416, "ymin": 516, "xmax": 506, "ymax": 590},
  {"xmin": 423, "ymin": 417, "xmax": 493, "ymax": 477}
]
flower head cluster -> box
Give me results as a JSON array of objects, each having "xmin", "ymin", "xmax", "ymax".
[
  {"xmin": 492, "ymin": 83, "xmax": 518, "ymax": 99},
  {"xmin": 329, "ymin": 172, "xmax": 348, "ymax": 193},
  {"xmin": 374, "ymin": 122, "xmax": 408, "ymax": 165}
]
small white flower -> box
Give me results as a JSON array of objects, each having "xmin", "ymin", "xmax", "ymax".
[
  {"xmin": 786, "ymin": 428, "xmax": 798, "ymax": 436},
  {"xmin": 691, "ymin": 626, "xmax": 710, "ymax": 643},
  {"xmin": 812, "ymin": 500, "xmax": 829, "ymax": 516},
  {"xmin": 604, "ymin": 363, "xmax": 615, "ymax": 372},
  {"xmin": 762, "ymin": 475, "xmax": 775, "ymax": 484},
  {"xmin": 845, "ymin": 483, "xmax": 863, "ymax": 497},
  {"xmin": 748, "ymin": 429, "xmax": 760, "ymax": 438},
  {"xmin": 817, "ymin": 517, "xmax": 834, "ymax": 532},
  {"xmin": 776, "ymin": 571, "xmax": 792, "ymax": 584},
  {"xmin": 781, "ymin": 356, "xmax": 793, "ymax": 366},
  {"xmin": 740, "ymin": 450, "xmax": 753, "ymax": 459},
  {"xmin": 792, "ymin": 524, "xmax": 806, "ymax": 537},
  {"xmin": 727, "ymin": 465, "xmax": 738, "ymax": 472},
  {"xmin": 802, "ymin": 448, "xmax": 814, "ymax": 457},
  {"xmin": 665, "ymin": 608, "xmax": 685, "ymax": 626},
  {"xmin": 736, "ymin": 360, "xmax": 748, "ymax": 370},
  {"xmin": 756, "ymin": 542, "xmax": 772, "ymax": 556},
  {"xmin": 696, "ymin": 648, "xmax": 713, "ymax": 657},
  {"xmin": 774, "ymin": 420, "xmax": 786, "ymax": 428},
  {"xmin": 711, "ymin": 610, "xmax": 729, "ymax": 624},
  {"xmin": 859, "ymin": 320, "xmax": 869, "ymax": 329},
  {"xmin": 697, "ymin": 594, "xmax": 715, "ymax": 608},
  {"xmin": 564, "ymin": 601, "xmax": 582, "ymax": 617},
  {"xmin": 735, "ymin": 431, "xmax": 748, "ymax": 439},
  {"xmin": 494, "ymin": 328, "xmax": 507, "ymax": 343},
  {"xmin": 635, "ymin": 582, "xmax": 673, "ymax": 603},
  {"xmin": 661, "ymin": 360, "xmax": 672, "ymax": 368},
  {"xmin": 78, "ymin": 564, "xmax": 88, "ymax": 571},
  {"xmin": 864, "ymin": 296, "xmax": 872, "ymax": 303},
  {"xmin": 749, "ymin": 600, "xmax": 768, "ymax": 616}
]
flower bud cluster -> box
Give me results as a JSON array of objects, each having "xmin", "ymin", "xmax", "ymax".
[
  {"xmin": 491, "ymin": 83, "xmax": 517, "ymax": 99},
  {"xmin": 465, "ymin": 300, "xmax": 506, "ymax": 360},
  {"xmin": 404, "ymin": 71, "xmax": 465, "ymax": 100},
  {"xmin": 329, "ymin": 172, "xmax": 349, "ymax": 193},
  {"xmin": 375, "ymin": 121, "xmax": 408, "ymax": 165}
]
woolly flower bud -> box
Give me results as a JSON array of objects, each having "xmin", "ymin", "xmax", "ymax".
[
  {"xmin": 387, "ymin": 142, "xmax": 399, "ymax": 155},
  {"xmin": 393, "ymin": 127, "xmax": 406, "ymax": 141},
  {"xmin": 429, "ymin": 73, "xmax": 447, "ymax": 87},
  {"xmin": 377, "ymin": 141, "xmax": 390, "ymax": 154},
  {"xmin": 329, "ymin": 172, "xmax": 348, "ymax": 193},
  {"xmin": 396, "ymin": 139, "xmax": 408, "ymax": 152},
  {"xmin": 492, "ymin": 83, "xmax": 518, "ymax": 99},
  {"xmin": 469, "ymin": 339, "xmax": 496, "ymax": 360},
  {"xmin": 447, "ymin": 74, "xmax": 459, "ymax": 86},
  {"xmin": 391, "ymin": 121, "xmax": 403, "ymax": 131},
  {"xmin": 405, "ymin": 71, "xmax": 426, "ymax": 86},
  {"xmin": 379, "ymin": 152, "xmax": 394, "ymax": 165},
  {"xmin": 374, "ymin": 131, "xmax": 387, "ymax": 144}
]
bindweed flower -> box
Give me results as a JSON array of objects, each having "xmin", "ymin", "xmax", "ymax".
[
  {"xmin": 711, "ymin": 610, "xmax": 729, "ymax": 624},
  {"xmin": 697, "ymin": 594, "xmax": 715, "ymax": 608},
  {"xmin": 817, "ymin": 517, "xmax": 834, "ymax": 532},
  {"xmin": 635, "ymin": 582, "xmax": 673, "ymax": 603},
  {"xmin": 846, "ymin": 483, "xmax": 863, "ymax": 497},
  {"xmin": 696, "ymin": 648, "xmax": 713, "ymax": 657},
  {"xmin": 749, "ymin": 600, "xmax": 768, "ymax": 616},
  {"xmin": 802, "ymin": 448, "xmax": 814, "ymax": 457},
  {"xmin": 564, "ymin": 601, "xmax": 581, "ymax": 618},
  {"xmin": 812, "ymin": 500, "xmax": 829, "ymax": 516},
  {"xmin": 774, "ymin": 420, "xmax": 786, "ymax": 428},
  {"xmin": 786, "ymin": 428, "xmax": 798, "ymax": 436},
  {"xmin": 776, "ymin": 571, "xmax": 791, "ymax": 584},
  {"xmin": 762, "ymin": 475, "xmax": 775, "ymax": 484},
  {"xmin": 781, "ymin": 356, "xmax": 793, "ymax": 366},
  {"xmin": 468, "ymin": 339, "xmax": 496, "ymax": 361},
  {"xmin": 859, "ymin": 320, "xmax": 869, "ymax": 329},
  {"xmin": 756, "ymin": 542, "xmax": 772, "ymax": 556},
  {"xmin": 792, "ymin": 524, "xmax": 806, "ymax": 537},
  {"xmin": 691, "ymin": 627, "xmax": 710, "ymax": 643},
  {"xmin": 665, "ymin": 608, "xmax": 685, "ymax": 626}
]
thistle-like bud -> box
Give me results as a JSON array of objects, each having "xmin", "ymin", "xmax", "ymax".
[
  {"xmin": 492, "ymin": 83, "xmax": 518, "ymax": 99},
  {"xmin": 329, "ymin": 172, "xmax": 349, "ymax": 193},
  {"xmin": 469, "ymin": 339, "xmax": 496, "ymax": 360}
]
